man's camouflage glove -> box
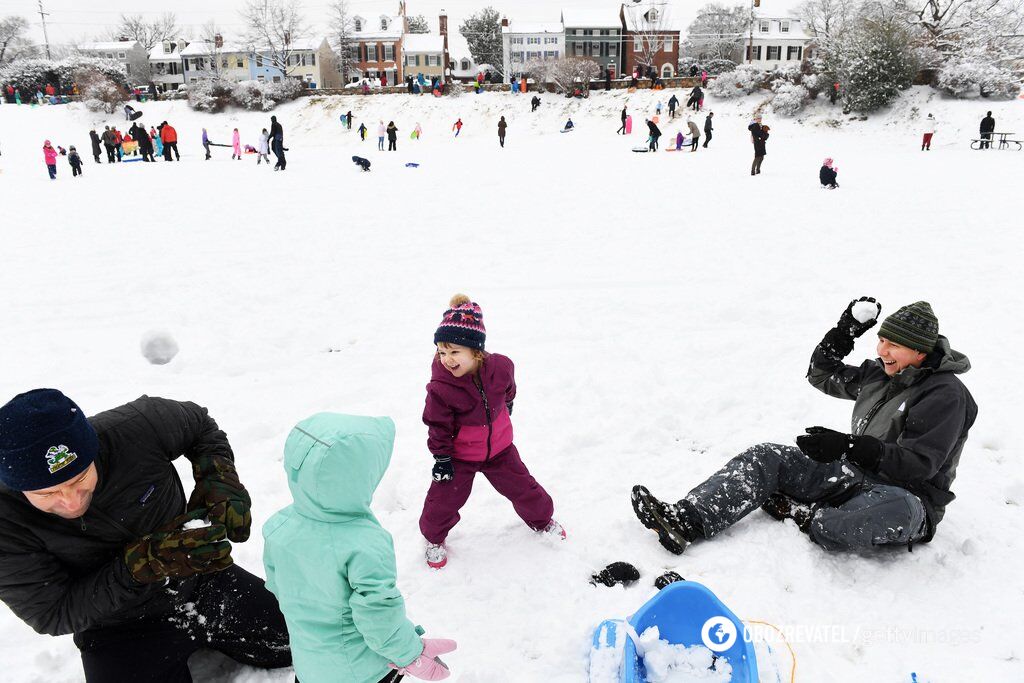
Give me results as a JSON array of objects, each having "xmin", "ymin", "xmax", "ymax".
[
  {"xmin": 124, "ymin": 509, "xmax": 233, "ymax": 584},
  {"xmin": 187, "ymin": 453, "xmax": 252, "ymax": 543}
]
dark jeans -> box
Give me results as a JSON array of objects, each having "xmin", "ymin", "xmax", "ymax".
[
  {"xmin": 105, "ymin": 144, "xmax": 116, "ymax": 163},
  {"xmin": 690, "ymin": 136, "xmax": 699, "ymax": 151},
  {"xmin": 73, "ymin": 564, "xmax": 291, "ymax": 683},
  {"xmin": 617, "ymin": 122, "xmax": 625, "ymax": 134},
  {"xmin": 203, "ymin": 141, "xmax": 211, "ymax": 159},
  {"xmin": 499, "ymin": 133, "xmax": 505, "ymax": 147},
  {"xmin": 164, "ymin": 142, "xmax": 179, "ymax": 161},
  {"xmin": 388, "ymin": 138, "xmax": 396, "ymax": 151},
  {"xmin": 681, "ymin": 443, "xmax": 928, "ymax": 551},
  {"xmin": 752, "ymin": 155, "xmax": 764, "ymax": 174},
  {"xmin": 47, "ymin": 163, "xmax": 56, "ymax": 179},
  {"xmin": 273, "ymin": 139, "xmax": 286, "ymax": 169},
  {"xmin": 703, "ymin": 131, "xmax": 711, "ymax": 148},
  {"xmin": 72, "ymin": 163, "xmax": 82, "ymax": 176},
  {"xmin": 980, "ymin": 132, "xmax": 992, "ymax": 149}
]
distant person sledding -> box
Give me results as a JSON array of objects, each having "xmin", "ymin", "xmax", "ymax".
[
  {"xmin": 124, "ymin": 104, "xmax": 143, "ymax": 121},
  {"xmin": 820, "ymin": 157, "xmax": 839, "ymax": 188},
  {"xmin": 352, "ymin": 155, "xmax": 371, "ymax": 172},
  {"xmin": 561, "ymin": 117, "xmax": 575, "ymax": 133}
]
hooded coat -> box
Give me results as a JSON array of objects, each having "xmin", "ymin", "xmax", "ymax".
[{"xmin": 263, "ymin": 414, "xmax": 422, "ymax": 683}]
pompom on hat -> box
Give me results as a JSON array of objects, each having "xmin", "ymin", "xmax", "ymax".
[{"xmin": 433, "ymin": 294, "xmax": 486, "ymax": 350}]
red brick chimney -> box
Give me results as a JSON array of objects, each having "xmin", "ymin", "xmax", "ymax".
[{"xmin": 501, "ymin": 17, "xmax": 508, "ymax": 27}]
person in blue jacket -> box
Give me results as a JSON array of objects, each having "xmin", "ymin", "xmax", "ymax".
[{"xmin": 263, "ymin": 413, "xmax": 457, "ymax": 683}]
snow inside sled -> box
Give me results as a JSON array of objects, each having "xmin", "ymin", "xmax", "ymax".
[{"xmin": 588, "ymin": 581, "xmax": 758, "ymax": 683}]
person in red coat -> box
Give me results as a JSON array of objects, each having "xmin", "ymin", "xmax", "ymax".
[{"xmin": 160, "ymin": 121, "xmax": 179, "ymax": 161}]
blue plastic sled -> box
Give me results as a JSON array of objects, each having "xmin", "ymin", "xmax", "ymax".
[
  {"xmin": 590, "ymin": 581, "xmax": 758, "ymax": 683},
  {"xmin": 405, "ymin": 162, "xmax": 419, "ymax": 168}
]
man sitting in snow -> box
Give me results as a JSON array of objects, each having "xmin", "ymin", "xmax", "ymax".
[
  {"xmin": 633, "ymin": 299, "xmax": 977, "ymax": 554},
  {"xmin": 0, "ymin": 390, "xmax": 291, "ymax": 681}
]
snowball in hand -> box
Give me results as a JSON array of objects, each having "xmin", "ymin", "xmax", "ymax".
[
  {"xmin": 851, "ymin": 301, "xmax": 880, "ymax": 324},
  {"xmin": 141, "ymin": 330, "xmax": 179, "ymax": 365}
]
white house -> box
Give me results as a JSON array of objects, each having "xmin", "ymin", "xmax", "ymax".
[
  {"xmin": 402, "ymin": 33, "xmax": 447, "ymax": 80},
  {"xmin": 743, "ymin": 16, "xmax": 813, "ymax": 65},
  {"xmin": 501, "ymin": 19, "xmax": 565, "ymax": 80},
  {"xmin": 149, "ymin": 39, "xmax": 188, "ymax": 91},
  {"xmin": 78, "ymin": 40, "xmax": 149, "ymax": 83},
  {"xmin": 179, "ymin": 38, "xmax": 251, "ymax": 84}
]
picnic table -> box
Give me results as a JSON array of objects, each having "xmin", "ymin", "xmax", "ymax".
[{"xmin": 971, "ymin": 131, "xmax": 1022, "ymax": 150}]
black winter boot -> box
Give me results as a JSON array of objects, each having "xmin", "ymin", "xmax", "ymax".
[
  {"xmin": 631, "ymin": 486, "xmax": 702, "ymax": 555},
  {"xmin": 761, "ymin": 492, "xmax": 817, "ymax": 532}
]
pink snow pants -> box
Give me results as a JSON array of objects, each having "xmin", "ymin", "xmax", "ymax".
[{"xmin": 419, "ymin": 444, "xmax": 554, "ymax": 544}]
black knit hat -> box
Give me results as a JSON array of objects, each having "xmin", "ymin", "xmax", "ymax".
[
  {"xmin": 434, "ymin": 295, "xmax": 486, "ymax": 350},
  {"xmin": 878, "ymin": 301, "xmax": 939, "ymax": 352}
]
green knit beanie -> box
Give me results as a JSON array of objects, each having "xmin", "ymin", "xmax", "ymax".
[{"xmin": 878, "ymin": 301, "xmax": 939, "ymax": 352}]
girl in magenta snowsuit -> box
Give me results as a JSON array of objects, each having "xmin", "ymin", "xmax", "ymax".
[
  {"xmin": 43, "ymin": 140, "xmax": 58, "ymax": 179},
  {"xmin": 419, "ymin": 294, "xmax": 563, "ymax": 569}
]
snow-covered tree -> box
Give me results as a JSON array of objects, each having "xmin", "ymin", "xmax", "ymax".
[
  {"xmin": 683, "ymin": 4, "xmax": 748, "ymax": 63},
  {"xmin": 936, "ymin": 58, "xmax": 1021, "ymax": 98},
  {"xmin": 706, "ymin": 63, "xmax": 768, "ymax": 96},
  {"xmin": 232, "ymin": 77, "xmax": 303, "ymax": 110},
  {"xmin": 891, "ymin": 0, "xmax": 1024, "ymax": 60},
  {"xmin": 407, "ymin": 15, "xmax": 430, "ymax": 34},
  {"xmin": 1, "ymin": 16, "xmax": 36, "ymax": 65},
  {"xmin": 240, "ymin": 0, "xmax": 309, "ymax": 77},
  {"xmin": 459, "ymin": 7, "xmax": 503, "ymax": 77},
  {"xmin": 549, "ymin": 57, "xmax": 601, "ymax": 95},
  {"xmin": 0, "ymin": 55, "xmax": 128, "ymax": 93},
  {"xmin": 838, "ymin": 6, "xmax": 917, "ymax": 111},
  {"xmin": 77, "ymin": 69, "xmax": 128, "ymax": 113},
  {"xmin": 522, "ymin": 57, "xmax": 553, "ymax": 89},
  {"xmin": 772, "ymin": 81, "xmax": 811, "ymax": 115},
  {"xmin": 328, "ymin": 0, "xmax": 356, "ymax": 84},
  {"xmin": 113, "ymin": 13, "xmax": 178, "ymax": 53}
]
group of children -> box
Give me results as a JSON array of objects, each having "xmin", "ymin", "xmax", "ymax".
[
  {"xmin": 41, "ymin": 140, "xmax": 81, "ymax": 179},
  {"xmin": 262, "ymin": 294, "xmax": 563, "ymax": 682},
  {"xmin": 201, "ymin": 127, "xmax": 272, "ymax": 164}
]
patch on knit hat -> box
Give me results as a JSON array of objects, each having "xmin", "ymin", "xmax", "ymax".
[
  {"xmin": 45, "ymin": 445, "xmax": 79, "ymax": 474},
  {"xmin": 878, "ymin": 301, "xmax": 939, "ymax": 352},
  {"xmin": 433, "ymin": 294, "xmax": 486, "ymax": 350}
]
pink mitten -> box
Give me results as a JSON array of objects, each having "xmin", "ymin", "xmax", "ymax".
[{"xmin": 390, "ymin": 638, "xmax": 458, "ymax": 681}]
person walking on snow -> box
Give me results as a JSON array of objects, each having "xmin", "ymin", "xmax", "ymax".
[
  {"xmin": 531, "ymin": 95, "xmax": 541, "ymax": 112},
  {"xmin": 646, "ymin": 118, "xmax": 661, "ymax": 151},
  {"xmin": 150, "ymin": 126, "xmax": 163, "ymax": 158},
  {"xmin": 979, "ymin": 111, "xmax": 995, "ymax": 149},
  {"xmin": 231, "ymin": 128, "xmax": 241, "ymax": 160},
  {"xmin": 419, "ymin": 294, "xmax": 565, "ymax": 570},
  {"xmin": 820, "ymin": 157, "xmax": 839, "ymax": 188},
  {"xmin": 377, "ymin": 120, "xmax": 386, "ymax": 150},
  {"xmin": 687, "ymin": 117, "xmax": 701, "ymax": 151},
  {"xmin": 655, "ymin": 100, "xmax": 663, "ymax": 116},
  {"xmin": 452, "ymin": 118, "xmax": 463, "ymax": 137},
  {"xmin": 703, "ymin": 112, "xmax": 714, "ymax": 148},
  {"xmin": 617, "ymin": 106, "xmax": 628, "ymax": 134},
  {"xmin": 68, "ymin": 145, "xmax": 83, "ymax": 177},
  {"xmin": 668, "ymin": 95, "xmax": 678, "ymax": 119},
  {"xmin": 922, "ymin": 113, "xmax": 936, "ymax": 151},
  {"xmin": 263, "ymin": 413, "xmax": 458, "ymax": 683},
  {"xmin": 498, "ymin": 116, "xmax": 507, "ymax": 147},
  {"xmin": 749, "ymin": 115, "xmax": 768, "ymax": 175},
  {"xmin": 358, "ymin": 122, "xmax": 368, "ymax": 141},
  {"xmin": 346, "ymin": 110, "xmax": 353, "ymax": 130},
  {"xmin": 257, "ymin": 129, "xmax": 270, "ymax": 165},
  {"xmin": 386, "ymin": 121, "xmax": 398, "ymax": 151},
  {"xmin": 202, "ymin": 128, "xmax": 212, "ymax": 160},
  {"xmin": 412, "ymin": 122, "xmax": 423, "ymax": 140},
  {"xmin": 633, "ymin": 299, "xmax": 977, "ymax": 555},
  {"xmin": 687, "ymin": 85, "xmax": 703, "ymax": 112},
  {"xmin": 89, "ymin": 130, "xmax": 101, "ymax": 163},
  {"xmin": 42, "ymin": 140, "xmax": 57, "ymax": 179},
  {"xmin": 270, "ymin": 115, "xmax": 285, "ymax": 170}
]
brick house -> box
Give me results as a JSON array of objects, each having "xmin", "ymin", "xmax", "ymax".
[
  {"xmin": 620, "ymin": 1, "xmax": 680, "ymax": 79},
  {"xmin": 350, "ymin": 1, "xmax": 408, "ymax": 85}
]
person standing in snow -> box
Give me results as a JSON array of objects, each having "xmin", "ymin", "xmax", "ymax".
[
  {"xmin": 42, "ymin": 140, "xmax": 57, "ymax": 179},
  {"xmin": 687, "ymin": 117, "xmax": 701, "ymax": 151},
  {"xmin": 68, "ymin": 145, "xmax": 83, "ymax": 177},
  {"xmin": 419, "ymin": 295, "xmax": 565, "ymax": 570},
  {"xmin": 257, "ymin": 128, "xmax": 270, "ymax": 165},
  {"xmin": 633, "ymin": 299, "xmax": 977, "ymax": 555},
  {"xmin": 452, "ymin": 118, "xmax": 463, "ymax": 137},
  {"xmin": 617, "ymin": 106, "xmax": 628, "ymax": 135},
  {"xmin": 160, "ymin": 121, "xmax": 179, "ymax": 161},
  {"xmin": 820, "ymin": 157, "xmax": 839, "ymax": 188},
  {"xmin": 668, "ymin": 94, "xmax": 678, "ymax": 119},
  {"xmin": 386, "ymin": 121, "xmax": 398, "ymax": 151},
  {"xmin": 531, "ymin": 95, "xmax": 541, "ymax": 112},
  {"xmin": 749, "ymin": 116, "xmax": 768, "ymax": 175},
  {"xmin": 921, "ymin": 113, "xmax": 936, "ymax": 151},
  {"xmin": 498, "ymin": 116, "xmax": 507, "ymax": 147},
  {"xmin": 202, "ymin": 128, "xmax": 212, "ymax": 160},
  {"xmin": 703, "ymin": 111, "xmax": 714, "ymax": 148},
  {"xmin": 687, "ymin": 85, "xmax": 702, "ymax": 112},
  {"xmin": 100, "ymin": 126, "xmax": 116, "ymax": 163},
  {"xmin": 263, "ymin": 413, "xmax": 458, "ymax": 683},
  {"xmin": 0, "ymin": 389, "xmax": 292, "ymax": 681},
  {"xmin": 376, "ymin": 120, "xmax": 386, "ymax": 150},
  {"xmin": 346, "ymin": 110, "xmax": 353, "ymax": 130},
  {"xmin": 979, "ymin": 111, "xmax": 995, "ymax": 150},
  {"xmin": 136, "ymin": 125, "xmax": 153, "ymax": 162},
  {"xmin": 358, "ymin": 122, "xmax": 368, "ymax": 141},
  {"xmin": 269, "ymin": 116, "xmax": 285, "ymax": 170},
  {"xmin": 646, "ymin": 118, "xmax": 661, "ymax": 151},
  {"xmin": 655, "ymin": 100, "xmax": 663, "ymax": 117},
  {"xmin": 89, "ymin": 130, "xmax": 101, "ymax": 163},
  {"xmin": 231, "ymin": 128, "xmax": 242, "ymax": 160}
]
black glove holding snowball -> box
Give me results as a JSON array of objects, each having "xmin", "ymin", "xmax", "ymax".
[{"xmin": 837, "ymin": 296, "xmax": 882, "ymax": 339}]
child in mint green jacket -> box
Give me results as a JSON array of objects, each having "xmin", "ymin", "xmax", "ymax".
[{"xmin": 263, "ymin": 413, "xmax": 457, "ymax": 683}]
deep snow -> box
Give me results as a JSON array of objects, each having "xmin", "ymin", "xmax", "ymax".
[{"xmin": 1, "ymin": 85, "xmax": 1023, "ymax": 682}]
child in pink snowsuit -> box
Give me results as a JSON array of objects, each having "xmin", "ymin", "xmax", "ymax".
[
  {"xmin": 231, "ymin": 128, "xmax": 242, "ymax": 160},
  {"xmin": 419, "ymin": 294, "xmax": 563, "ymax": 569},
  {"xmin": 43, "ymin": 140, "xmax": 58, "ymax": 179}
]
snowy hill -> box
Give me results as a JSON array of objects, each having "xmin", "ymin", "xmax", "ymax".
[{"xmin": 1, "ymin": 86, "xmax": 1023, "ymax": 682}]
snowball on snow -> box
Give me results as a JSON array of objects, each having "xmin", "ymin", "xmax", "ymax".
[
  {"xmin": 182, "ymin": 518, "xmax": 211, "ymax": 530},
  {"xmin": 141, "ymin": 330, "xmax": 179, "ymax": 365},
  {"xmin": 638, "ymin": 626, "xmax": 733, "ymax": 683},
  {"xmin": 851, "ymin": 301, "xmax": 879, "ymax": 324}
]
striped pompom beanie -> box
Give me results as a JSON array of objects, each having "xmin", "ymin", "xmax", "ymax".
[
  {"xmin": 878, "ymin": 301, "xmax": 939, "ymax": 352},
  {"xmin": 434, "ymin": 296, "xmax": 486, "ymax": 350}
]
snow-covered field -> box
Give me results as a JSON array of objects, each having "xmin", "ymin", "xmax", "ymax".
[{"xmin": 1, "ymin": 85, "xmax": 1023, "ymax": 682}]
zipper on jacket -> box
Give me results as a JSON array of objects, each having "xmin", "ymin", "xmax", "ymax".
[{"xmin": 473, "ymin": 375, "xmax": 493, "ymax": 461}]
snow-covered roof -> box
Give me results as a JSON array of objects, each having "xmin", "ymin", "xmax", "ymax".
[
  {"xmin": 403, "ymin": 34, "xmax": 444, "ymax": 53},
  {"xmin": 750, "ymin": 16, "xmax": 812, "ymax": 41},
  {"xmin": 621, "ymin": 3, "xmax": 680, "ymax": 32},
  {"xmin": 277, "ymin": 37, "xmax": 328, "ymax": 52},
  {"xmin": 501, "ymin": 22, "xmax": 564, "ymax": 35},
  {"xmin": 180, "ymin": 41, "xmax": 248, "ymax": 57},
  {"xmin": 149, "ymin": 42, "xmax": 189, "ymax": 60},
  {"xmin": 561, "ymin": 9, "xmax": 620, "ymax": 29},
  {"xmin": 79, "ymin": 41, "xmax": 142, "ymax": 52},
  {"xmin": 352, "ymin": 14, "xmax": 404, "ymax": 40}
]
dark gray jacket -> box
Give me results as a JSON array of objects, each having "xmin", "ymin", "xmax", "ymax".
[
  {"xmin": 808, "ymin": 335, "xmax": 977, "ymax": 540},
  {"xmin": 0, "ymin": 396, "xmax": 236, "ymax": 636}
]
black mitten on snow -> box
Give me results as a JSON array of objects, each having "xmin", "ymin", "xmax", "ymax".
[
  {"xmin": 431, "ymin": 456, "xmax": 454, "ymax": 482},
  {"xmin": 797, "ymin": 427, "xmax": 882, "ymax": 468},
  {"xmin": 836, "ymin": 296, "xmax": 881, "ymax": 339},
  {"xmin": 654, "ymin": 571, "xmax": 684, "ymax": 590},
  {"xmin": 590, "ymin": 562, "xmax": 640, "ymax": 587}
]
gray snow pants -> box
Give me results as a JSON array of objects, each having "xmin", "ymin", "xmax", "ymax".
[{"xmin": 681, "ymin": 443, "xmax": 928, "ymax": 551}]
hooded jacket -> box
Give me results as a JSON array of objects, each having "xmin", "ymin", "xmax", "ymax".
[
  {"xmin": 262, "ymin": 414, "xmax": 422, "ymax": 683},
  {"xmin": 43, "ymin": 144, "xmax": 57, "ymax": 165},
  {"xmin": 820, "ymin": 165, "xmax": 838, "ymax": 185},
  {"xmin": 160, "ymin": 125, "xmax": 177, "ymax": 143},
  {"xmin": 808, "ymin": 335, "xmax": 977, "ymax": 540},
  {"xmin": 423, "ymin": 353, "xmax": 516, "ymax": 462}
]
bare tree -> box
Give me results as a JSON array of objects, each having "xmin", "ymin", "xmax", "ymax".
[
  {"xmin": 199, "ymin": 21, "xmax": 225, "ymax": 78},
  {"xmin": 240, "ymin": 0, "xmax": 309, "ymax": 77},
  {"xmin": 624, "ymin": 1, "xmax": 673, "ymax": 72},
  {"xmin": 1, "ymin": 16, "xmax": 35, "ymax": 65},
  {"xmin": 522, "ymin": 57, "xmax": 554, "ymax": 90},
  {"xmin": 328, "ymin": 0, "xmax": 356, "ymax": 84},
  {"xmin": 550, "ymin": 56, "xmax": 601, "ymax": 95},
  {"xmin": 683, "ymin": 3, "xmax": 748, "ymax": 62},
  {"xmin": 114, "ymin": 13, "xmax": 178, "ymax": 52},
  {"xmin": 407, "ymin": 15, "xmax": 430, "ymax": 33},
  {"xmin": 890, "ymin": 0, "xmax": 1024, "ymax": 59}
]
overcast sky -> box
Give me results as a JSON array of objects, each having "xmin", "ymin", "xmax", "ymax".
[{"xmin": 4, "ymin": 0, "xmax": 801, "ymax": 53}]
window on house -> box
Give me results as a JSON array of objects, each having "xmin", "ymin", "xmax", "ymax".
[
  {"xmin": 273, "ymin": 76, "xmax": 281, "ymax": 82},
  {"xmin": 512, "ymin": 37, "xmax": 523, "ymax": 44},
  {"xmin": 512, "ymin": 51, "xmax": 524, "ymax": 61},
  {"xmin": 384, "ymin": 44, "xmax": 393, "ymax": 61},
  {"xmin": 608, "ymin": 44, "xmax": 617, "ymax": 57},
  {"xmin": 222, "ymin": 57, "xmax": 228, "ymax": 68},
  {"xmin": 461, "ymin": 59, "xmax": 470, "ymax": 70},
  {"xmin": 780, "ymin": 21, "xmax": 790, "ymax": 33},
  {"xmin": 163, "ymin": 42, "xmax": 171, "ymax": 53},
  {"xmin": 354, "ymin": 18, "xmax": 362, "ymax": 31},
  {"xmin": 546, "ymin": 37, "xmax": 558, "ymax": 44},
  {"xmin": 767, "ymin": 45, "xmax": 781, "ymax": 60},
  {"xmin": 787, "ymin": 46, "xmax": 803, "ymax": 60},
  {"xmin": 591, "ymin": 41, "xmax": 600, "ymax": 53},
  {"xmin": 544, "ymin": 50, "xmax": 558, "ymax": 59},
  {"xmin": 257, "ymin": 75, "xmax": 265, "ymax": 82},
  {"xmin": 381, "ymin": 18, "xmax": 388, "ymax": 30},
  {"xmin": 237, "ymin": 57, "xmax": 243, "ymax": 68},
  {"xmin": 648, "ymin": 9, "xmax": 659, "ymax": 22},
  {"xmin": 664, "ymin": 37, "xmax": 673, "ymax": 53},
  {"xmin": 528, "ymin": 37, "xmax": 541, "ymax": 45},
  {"xmin": 256, "ymin": 55, "xmax": 263, "ymax": 67},
  {"xmin": 759, "ymin": 20, "xmax": 770, "ymax": 32},
  {"xmin": 118, "ymin": 51, "xmax": 126, "ymax": 59},
  {"xmin": 527, "ymin": 51, "xmax": 541, "ymax": 59},
  {"xmin": 574, "ymin": 43, "xmax": 584, "ymax": 56},
  {"xmin": 634, "ymin": 36, "xmax": 642, "ymax": 51},
  {"xmin": 746, "ymin": 45, "xmax": 762, "ymax": 60},
  {"xmin": 310, "ymin": 53, "xmax": 315, "ymax": 65},
  {"xmin": 600, "ymin": 29, "xmax": 609, "ymax": 36}
]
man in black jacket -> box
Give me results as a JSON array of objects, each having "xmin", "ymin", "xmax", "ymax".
[
  {"xmin": 0, "ymin": 390, "xmax": 291, "ymax": 682},
  {"xmin": 703, "ymin": 111, "xmax": 713, "ymax": 148},
  {"xmin": 979, "ymin": 111, "xmax": 995, "ymax": 149},
  {"xmin": 270, "ymin": 115, "xmax": 286, "ymax": 170},
  {"xmin": 632, "ymin": 299, "xmax": 977, "ymax": 555},
  {"xmin": 749, "ymin": 116, "xmax": 768, "ymax": 175}
]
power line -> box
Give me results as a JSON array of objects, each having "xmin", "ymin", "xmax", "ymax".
[{"xmin": 37, "ymin": 0, "xmax": 51, "ymax": 59}]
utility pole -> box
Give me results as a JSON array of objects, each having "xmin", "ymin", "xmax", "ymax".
[{"xmin": 38, "ymin": 0, "xmax": 52, "ymax": 60}]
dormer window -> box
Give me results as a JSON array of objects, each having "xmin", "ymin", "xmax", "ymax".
[
  {"xmin": 354, "ymin": 17, "xmax": 362, "ymax": 31},
  {"xmin": 780, "ymin": 20, "xmax": 790, "ymax": 32},
  {"xmin": 381, "ymin": 17, "xmax": 388, "ymax": 30},
  {"xmin": 646, "ymin": 8, "xmax": 658, "ymax": 22},
  {"xmin": 461, "ymin": 59, "xmax": 470, "ymax": 70},
  {"xmin": 759, "ymin": 20, "xmax": 770, "ymax": 32},
  {"xmin": 163, "ymin": 42, "xmax": 171, "ymax": 54}
]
